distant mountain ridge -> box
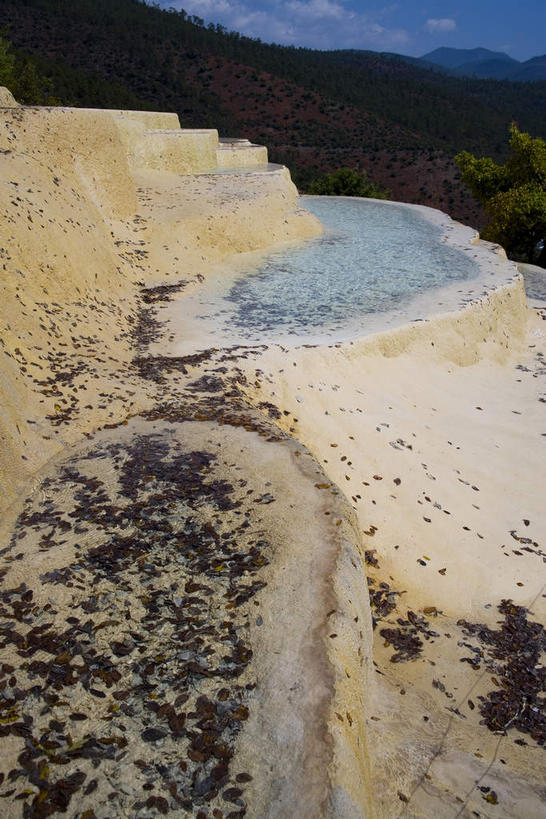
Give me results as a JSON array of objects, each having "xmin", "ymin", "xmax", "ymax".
[
  {"xmin": 421, "ymin": 47, "xmax": 518, "ymax": 70},
  {"xmin": 419, "ymin": 47, "xmax": 546, "ymax": 82}
]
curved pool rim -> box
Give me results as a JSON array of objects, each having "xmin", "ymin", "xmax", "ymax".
[{"xmin": 161, "ymin": 196, "xmax": 523, "ymax": 354}]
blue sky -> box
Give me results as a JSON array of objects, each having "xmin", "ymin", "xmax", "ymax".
[{"xmin": 156, "ymin": 0, "xmax": 545, "ymax": 60}]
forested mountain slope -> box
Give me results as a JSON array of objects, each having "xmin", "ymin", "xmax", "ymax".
[{"xmin": 1, "ymin": 0, "xmax": 545, "ymax": 226}]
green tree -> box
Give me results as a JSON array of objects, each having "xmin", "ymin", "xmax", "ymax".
[
  {"xmin": 307, "ymin": 167, "xmax": 388, "ymax": 198},
  {"xmin": 0, "ymin": 35, "xmax": 60, "ymax": 105},
  {"xmin": 456, "ymin": 125, "xmax": 546, "ymax": 266},
  {"xmin": 14, "ymin": 58, "xmax": 49, "ymax": 104},
  {"xmin": 0, "ymin": 34, "xmax": 15, "ymax": 89}
]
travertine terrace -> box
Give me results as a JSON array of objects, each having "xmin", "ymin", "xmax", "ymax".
[
  {"xmin": 0, "ymin": 93, "xmax": 544, "ymax": 818},
  {"xmin": 0, "ymin": 98, "xmax": 319, "ymax": 511}
]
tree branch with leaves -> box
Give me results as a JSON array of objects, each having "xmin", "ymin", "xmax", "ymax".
[{"xmin": 456, "ymin": 125, "xmax": 546, "ymax": 266}]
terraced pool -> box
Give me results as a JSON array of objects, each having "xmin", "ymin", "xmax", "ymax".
[
  {"xmin": 169, "ymin": 196, "xmax": 517, "ymax": 350},
  {"xmin": 223, "ymin": 197, "xmax": 480, "ymax": 338}
]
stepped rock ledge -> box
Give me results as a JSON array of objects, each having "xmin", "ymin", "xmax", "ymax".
[{"xmin": 0, "ymin": 94, "xmax": 544, "ymax": 818}]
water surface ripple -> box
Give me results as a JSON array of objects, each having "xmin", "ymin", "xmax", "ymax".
[{"xmin": 221, "ymin": 197, "xmax": 479, "ymax": 338}]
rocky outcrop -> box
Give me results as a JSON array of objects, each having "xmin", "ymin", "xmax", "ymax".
[
  {"xmin": 0, "ymin": 100, "xmax": 320, "ymax": 513},
  {"xmin": 0, "ymin": 86, "xmax": 18, "ymax": 106}
]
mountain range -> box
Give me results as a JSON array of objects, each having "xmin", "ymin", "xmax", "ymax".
[{"xmin": 418, "ymin": 47, "xmax": 546, "ymax": 82}]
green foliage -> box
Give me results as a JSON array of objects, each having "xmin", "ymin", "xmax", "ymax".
[
  {"xmin": 482, "ymin": 184, "xmax": 546, "ymax": 260},
  {"xmin": 0, "ymin": 34, "xmax": 55, "ymax": 103},
  {"xmin": 0, "ymin": 31, "xmax": 152, "ymax": 109},
  {"xmin": 454, "ymin": 152, "xmax": 508, "ymax": 201},
  {"xmin": 14, "ymin": 58, "xmax": 48, "ymax": 104},
  {"xmin": 506, "ymin": 123, "xmax": 546, "ymax": 187},
  {"xmin": 0, "ymin": 34, "xmax": 15, "ymax": 87},
  {"xmin": 307, "ymin": 167, "xmax": 388, "ymax": 198},
  {"xmin": 456, "ymin": 126, "xmax": 546, "ymax": 264}
]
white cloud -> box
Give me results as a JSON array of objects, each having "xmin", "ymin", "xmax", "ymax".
[
  {"xmin": 424, "ymin": 17, "xmax": 457, "ymax": 33},
  {"xmin": 285, "ymin": 0, "xmax": 349, "ymax": 23},
  {"xmin": 157, "ymin": 0, "xmax": 409, "ymax": 51}
]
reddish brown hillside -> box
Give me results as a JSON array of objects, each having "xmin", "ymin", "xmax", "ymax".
[{"xmin": 184, "ymin": 56, "xmax": 485, "ymax": 226}]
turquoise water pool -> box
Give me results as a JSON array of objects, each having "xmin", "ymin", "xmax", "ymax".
[
  {"xmin": 218, "ymin": 197, "xmax": 480, "ymax": 338},
  {"xmin": 167, "ymin": 196, "xmax": 513, "ymax": 353}
]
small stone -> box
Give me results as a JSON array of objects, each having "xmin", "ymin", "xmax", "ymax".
[{"xmin": 141, "ymin": 727, "xmax": 167, "ymax": 743}]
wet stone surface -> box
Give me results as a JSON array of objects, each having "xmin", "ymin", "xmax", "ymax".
[{"xmin": 0, "ymin": 419, "xmax": 280, "ymax": 818}]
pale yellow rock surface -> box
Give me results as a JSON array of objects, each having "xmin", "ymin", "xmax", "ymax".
[
  {"xmin": 0, "ymin": 102, "xmax": 320, "ymax": 514},
  {"xmin": 237, "ymin": 277, "xmax": 543, "ymax": 615},
  {"xmin": 0, "ymin": 86, "xmax": 19, "ymax": 107},
  {"xmin": 234, "ymin": 273, "xmax": 545, "ymax": 816},
  {"xmin": 217, "ymin": 140, "xmax": 269, "ymax": 168},
  {"xmin": 117, "ymin": 120, "xmax": 219, "ymax": 174},
  {"xmin": 148, "ymin": 188, "xmax": 545, "ymax": 815},
  {"xmin": 0, "ymin": 97, "xmax": 544, "ymax": 819}
]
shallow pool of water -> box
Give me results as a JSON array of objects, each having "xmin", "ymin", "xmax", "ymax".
[
  {"xmin": 165, "ymin": 197, "xmax": 517, "ymax": 352},
  {"xmin": 221, "ymin": 197, "xmax": 479, "ymax": 338}
]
